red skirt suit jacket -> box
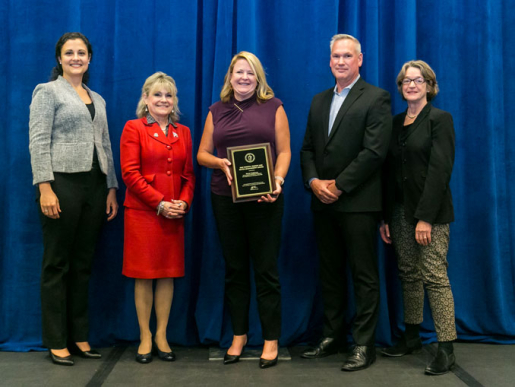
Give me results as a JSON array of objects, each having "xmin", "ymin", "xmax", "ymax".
[{"xmin": 120, "ymin": 117, "xmax": 195, "ymax": 278}]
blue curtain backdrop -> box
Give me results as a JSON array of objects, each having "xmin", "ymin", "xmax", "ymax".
[{"xmin": 1, "ymin": 0, "xmax": 514, "ymax": 351}]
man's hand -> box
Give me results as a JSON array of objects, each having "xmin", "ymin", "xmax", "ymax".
[
  {"xmin": 327, "ymin": 181, "xmax": 343, "ymax": 197},
  {"xmin": 379, "ymin": 222, "xmax": 392, "ymax": 244},
  {"xmin": 311, "ymin": 179, "xmax": 339, "ymax": 204}
]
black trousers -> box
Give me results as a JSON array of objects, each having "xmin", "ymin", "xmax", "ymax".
[
  {"xmin": 313, "ymin": 210, "xmax": 380, "ymax": 346},
  {"xmin": 38, "ymin": 169, "xmax": 107, "ymax": 349},
  {"xmin": 211, "ymin": 193, "xmax": 283, "ymax": 340}
]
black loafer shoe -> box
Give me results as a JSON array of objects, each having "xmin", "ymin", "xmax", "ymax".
[
  {"xmin": 49, "ymin": 350, "xmax": 74, "ymax": 366},
  {"xmin": 155, "ymin": 343, "xmax": 176, "ymax": 362},
  {"xmin": 301, "ymin": 337, "xmax": 340, "ymax": 359},
  {"xmin": 381, "ymin": 337, "xmax": 422, "ymax": 357},
  {"xmin": 341, "ymin": 345, "xmax": 376, "ymax": 372},
  {"xmin": 425, "ymin": 349, "xmax": 455, "ymax": 375},
  {"xmin": 136, "ymin": 352, "xmax": 153, "ymax": 364},
  {"xmin": 223, "ymin": 352, "xmax": 241, "ymax": 365},
  {"xmin": 259, "ymin": 355, "xmax": 278, "ymax": 369}
]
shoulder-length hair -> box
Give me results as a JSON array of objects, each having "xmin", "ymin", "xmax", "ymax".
[
  {"xmin": 396, "ymin": 60, "xmax": 439, "ymax": 101},
  {"xmin": 50, "ymin": 32, "xmax": 93, "ymax": 84},
  {"xmin": 136, "ymin": 72, "xmax": 181, "ymax": 122},
  {"xmin": 220, "ymin": 51, "xmax": 274, "ymax": 103}
]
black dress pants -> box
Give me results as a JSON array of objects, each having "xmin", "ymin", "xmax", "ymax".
[
  {"xmin": 38, "ymin": 169, "xmax": 107, "ymax": 349},
  {"xmin": 313, "ymin": 210, "xmax": 380, "ymax": 346},
  {"xmin": 211, "ymin": 193, "xmax": 283, "ymax": 340}
]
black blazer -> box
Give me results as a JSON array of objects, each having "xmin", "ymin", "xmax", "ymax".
[
  {"xmin": 383, "ymin": 103, "xmax": 455, "ymax": 225},
  {"xmin": 300, "ymin": 77, "xmax": 392, "ymax": 212}
]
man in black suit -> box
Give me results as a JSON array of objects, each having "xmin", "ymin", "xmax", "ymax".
[{"xmin": 300, "ymin": 34, "xmax": 392, "ymax": 371}]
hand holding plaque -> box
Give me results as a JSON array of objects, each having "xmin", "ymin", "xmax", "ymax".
[{"xmin": 227, "ymin": 143, "xmax": 274, "ymax": 203}]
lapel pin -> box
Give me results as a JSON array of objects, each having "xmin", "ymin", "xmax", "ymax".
[
  {"xmin": 154, "ymin": 133, "xmax": 159, "ymax": 137},
  {"xmin": 173, "ymin": 132, "xmax": 179, "ymax": 138}
]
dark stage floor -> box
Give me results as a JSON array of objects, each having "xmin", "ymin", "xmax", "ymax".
[{"xmin": 1, "ymin": 343, "xmax": 513, "ymax": 386}]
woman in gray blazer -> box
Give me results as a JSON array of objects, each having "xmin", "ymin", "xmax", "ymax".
[
  {"xmin": 380, "ymin": 60, "xmax": 457, "ymax": 375},
  {"xmin": 29, "ymin": 32, "xmax": 118, "ymax": 366}
]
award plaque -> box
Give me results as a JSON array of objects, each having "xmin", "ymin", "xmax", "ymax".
[{"xmin": 227, "ymin": 143, "xmax": 274, "ymax": 203}]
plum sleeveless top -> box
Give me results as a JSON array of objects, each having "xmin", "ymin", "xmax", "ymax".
[{"xmin": 209, "ymin": 94, "xmax": 283, "ymax": 196}]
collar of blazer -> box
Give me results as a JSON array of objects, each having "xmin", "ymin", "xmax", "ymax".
[
  {"xmin": 326, "ymin": 77, "xmax": 366, "ymax": 143},
  {"xmin": 56, "ymin": 75, "xmax": 98, "ymax": 122},
  {"xmin": 143, "ymin": 117, "xmax": 179, "ymax": 146},
  {"xmin": 399, "ymin": 102, "xmax": 432, "ymax": 142}
]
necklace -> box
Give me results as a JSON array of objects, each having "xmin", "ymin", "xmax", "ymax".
[{"xmin": 406, "ymin": 111, "xmax": 417, "ymax": 119}]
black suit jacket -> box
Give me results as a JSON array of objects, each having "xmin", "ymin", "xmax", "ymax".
[
  {"xmin": 382, "ymin": 103, "xmax": 455, "ymax": 225},
  {"xmin": 300, "ymin": 77, "xmax": 392, "ymax": 212}
]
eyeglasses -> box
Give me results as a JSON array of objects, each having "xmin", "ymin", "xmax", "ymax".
[{"xmin": 402, "ymin": 77, "xmax": 426, "ymax": 85}]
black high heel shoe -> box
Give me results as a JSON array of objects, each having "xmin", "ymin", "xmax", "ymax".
[
  {"xmin": 259, "ymin": 355, "xmax": 278, "ymax": 369},
  {"xmin": 223, "ymin": 352, "xmax": 241, "ymax": 365},
  {"xmin": 154, "ymin": 341, "xmax": 176, "ymax": 362},
  {"xmin": 49, "ymin": 349, "xmax": 74, "ymax": 366},
  {"xmin": 136, "ymin": 340, "xmax": 154, "ymax": 364},
  {"xmin": 135, "ymin": 351, "xmax": 153, "ymax": 364},
  {"xmin": 71, "ymin": 343, "xmax": 102, "ymax": 359},
  {"xmin": 223, "ymin": 338, "xmax": 247, "ymax": 365}
]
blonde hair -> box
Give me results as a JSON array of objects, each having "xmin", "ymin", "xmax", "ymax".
[
  {"xmin": 136, "ymin": 72, "xmax": 181, "ymax": 122},
  {"xmin": 220, "ymin": 51, "xmax": 274, "ymax": 103},
  {"xmin": 396, "ymin": 60, "xmax": 439, "ymax": 101},
  {"xmin": 330, "ymin": 34, "xmax": 361, "ymax": 54}
]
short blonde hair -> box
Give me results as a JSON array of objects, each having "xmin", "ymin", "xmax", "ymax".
[
  {"xmin": 330, "ymin": 34, "xmax": 361, "ymax": 54},
  {"xmin": 220, "ymin": 51, "xmax": 274, "ymax": 103},
  {"xmin": 136, "ymin": 72, "xmax": 181, "ymax": 122},
  {"xmin": 396, "ymin": 60, "xmax": 439, "ymax": 101}
]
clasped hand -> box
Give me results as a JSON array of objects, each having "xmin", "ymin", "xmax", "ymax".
[
  {"xmin": 160, "ymin": 200, "xmax": 187, "ymax": 219},
  {"xmin": 311, "ymin": 179, "xmax": 340, "ymax": 204}
]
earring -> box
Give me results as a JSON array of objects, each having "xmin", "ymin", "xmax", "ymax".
[{"xmin": 145, "ymin": 105, "xmax": 148, "ymax": 112}]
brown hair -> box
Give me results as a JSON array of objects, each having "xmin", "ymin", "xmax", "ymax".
[{"xmin": 396, "ymin": 60, "xmax": 439, "ymax": 101}]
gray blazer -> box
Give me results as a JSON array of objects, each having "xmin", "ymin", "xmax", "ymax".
[{"xmin": 29, "ymin": 76, "xmax": 118, "ymax": 189}]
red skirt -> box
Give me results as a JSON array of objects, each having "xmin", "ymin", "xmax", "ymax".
[{"xmin": 122, "ymin": 208, "xmax": 185, "ymax": 279}]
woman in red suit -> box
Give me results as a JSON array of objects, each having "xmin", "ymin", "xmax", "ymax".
[{"xmin": 120, "ymin": 72, "xmax": 195, "ymax": 364}]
